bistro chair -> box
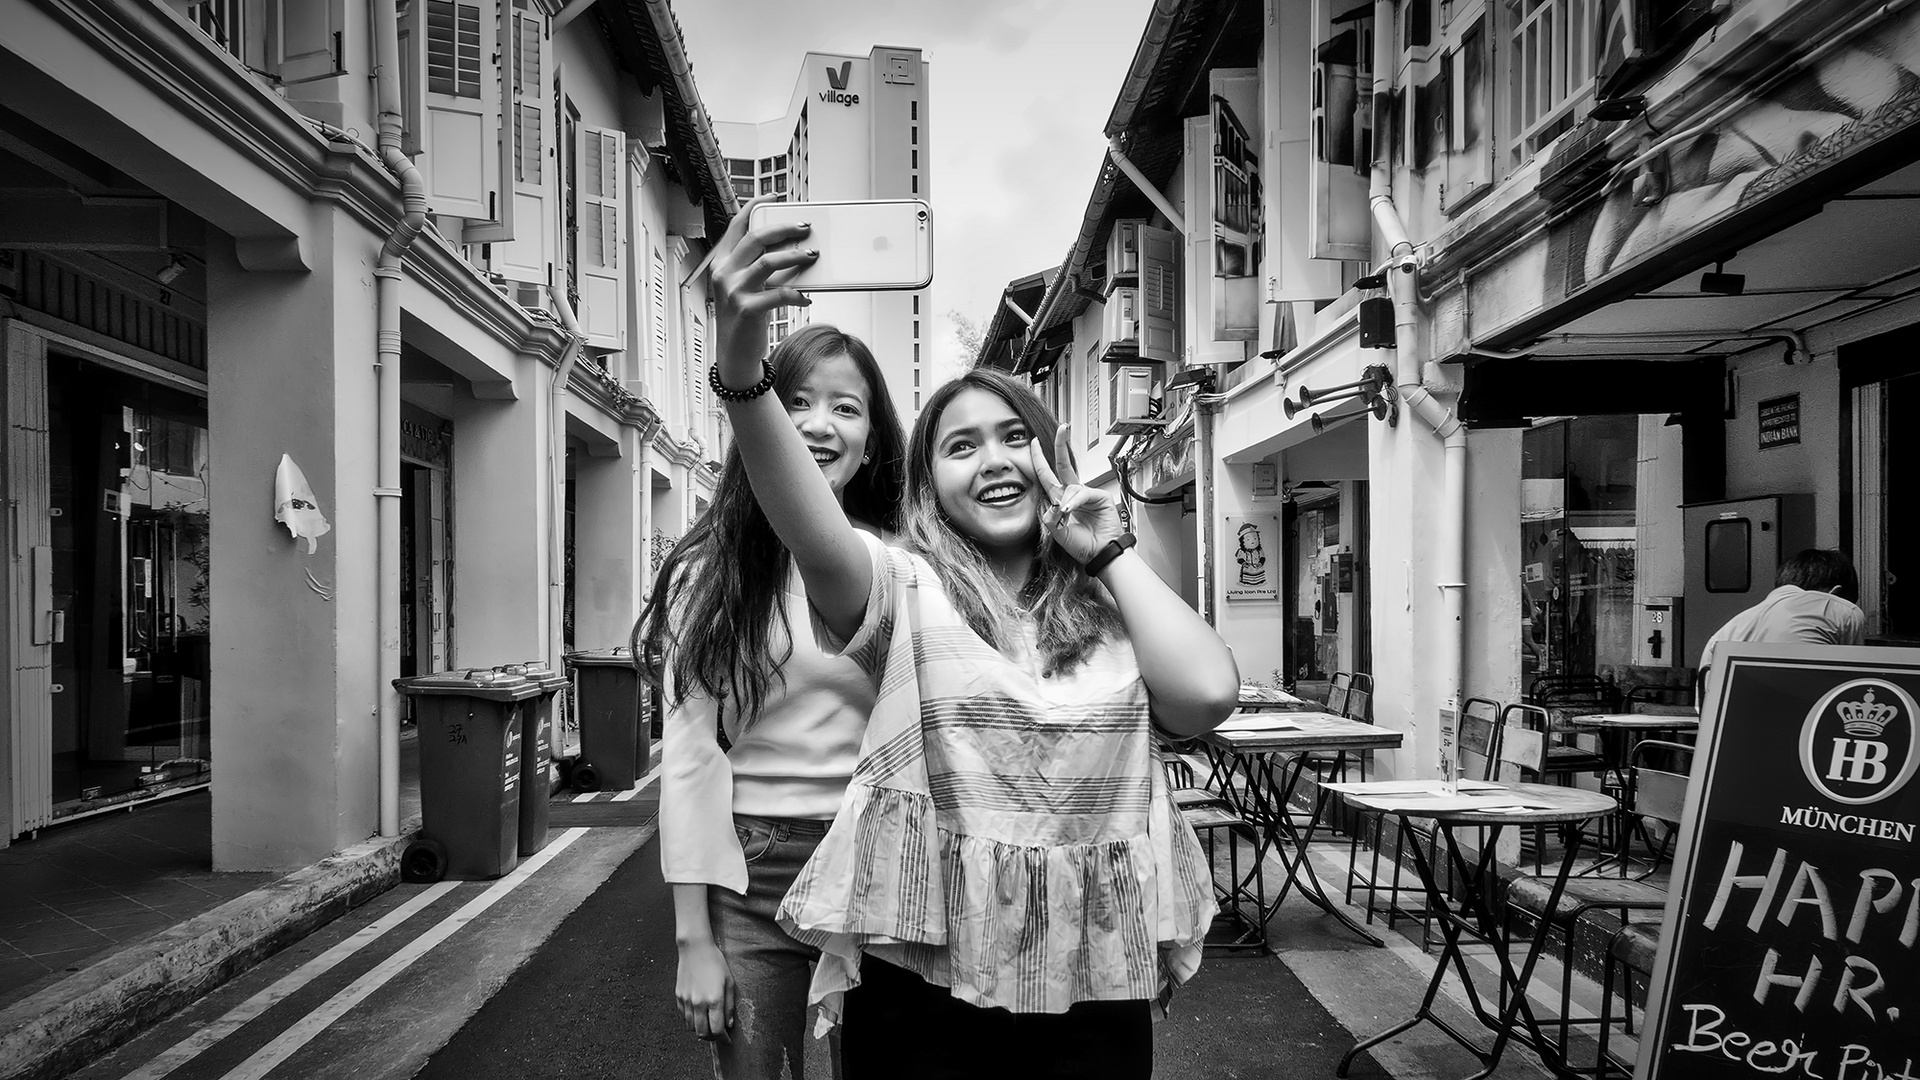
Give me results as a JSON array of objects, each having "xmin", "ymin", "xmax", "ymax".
[
  {"xmin": 1518, "ymin": 675, "xmax": 1615, "ymax": 783},
  {"xmin": 1301, "ymin": 671, "xmax": 1375, "ymax": 830},
  {"xmin": 1505, "ymin": 738, "xmax": 1692, "ymax": 1077},
  {"xmin": 1344, "ymin": 696, "xmax": 1504, "ymax": 940},
  {"xmin": 1165, "ymin": 751, "xmax": 1267, "ymax": 954}
]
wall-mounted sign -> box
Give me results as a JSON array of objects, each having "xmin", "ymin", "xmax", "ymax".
[
  {"xmin": 1225, "ymin": 514, "xmax": 1280, "ymax": 602},
  {"xmin": 1757, "ymin": 393, "xmax": 1800, "ymax": 450},
  {"xmin": 1252, "ymin": 461, "xmax": 1280, "ymax": 497},
  {"xmin": 1636, "ymin": 643, "xmax": 1920, "ymax": 1080}
]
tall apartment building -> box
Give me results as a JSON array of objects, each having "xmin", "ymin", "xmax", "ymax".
[{"xmin": 714, "ymin": 46, "xmax": 930, "ymax": 420}]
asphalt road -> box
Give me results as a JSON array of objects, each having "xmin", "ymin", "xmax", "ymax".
[{"xmin": 415, "ymin": 813, "xmax": 1383, "ymax": 1080}]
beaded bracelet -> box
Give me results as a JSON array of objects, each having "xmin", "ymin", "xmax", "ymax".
[{"xmin": 708, "ymin": 357, "xmax": 777, "ymax": 402}]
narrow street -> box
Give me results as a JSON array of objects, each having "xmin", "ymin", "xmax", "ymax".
[{"xmin": 55, "ymin": 773, "xmax": 1546, "ymax": 1080}]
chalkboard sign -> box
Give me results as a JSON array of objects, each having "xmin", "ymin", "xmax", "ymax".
[{"xmin": 1638, "ymin": 643, "xmax": 1920, "ymax": 1080}]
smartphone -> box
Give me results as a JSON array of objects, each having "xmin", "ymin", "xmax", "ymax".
[{"xmin": 747, "ymin": 199, "xmax": 933, "ymax": 291}]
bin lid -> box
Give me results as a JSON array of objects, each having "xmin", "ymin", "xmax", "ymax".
[
  {"xmin": 393, "ymin": 670, "xmax": 542, "ymax": 701},
  {"xmin": 496, "ymin": 662, "xmax": 570, "ymax": 691},
  {"xmin": 565, "ymin": 647, "xmax": 643, "ymax": 668}
]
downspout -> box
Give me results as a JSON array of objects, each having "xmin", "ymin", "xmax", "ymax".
[
  {"xmin": 1369, "ymin": 0, "xmax": 1467, "ymax": 765},
  {"xmin": 373, "ymin": 0, "xmax": 426, "ymax": 837},
  {"xmin": 549, "ymin": 293, "xmax": 583, "ymax": 680}
]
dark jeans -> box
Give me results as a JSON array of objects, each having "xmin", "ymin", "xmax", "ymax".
[
  {"xmin": 708, "ymin": 814, "xmax": 836, "ymax": 1080},
  {"xmin": 840, "ymin": 956, "xmax": 1152, "ymax": 1080}
]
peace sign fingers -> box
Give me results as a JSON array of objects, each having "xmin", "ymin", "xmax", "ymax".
[
  {"xmin": 1029, "ymin": 437, "xmax": 1065, "ymax": 504},
  {"xmin": 1052, "ymin": 425, "xmax": 1081, "ymax": 488}
]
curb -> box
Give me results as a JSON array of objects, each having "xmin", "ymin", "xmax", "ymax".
[{"xmin": 0, "ymin": 828, "xmax": 414, "ymax": 1080}]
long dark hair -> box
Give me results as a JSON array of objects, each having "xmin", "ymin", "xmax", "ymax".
[
  {"xmin": 902, "ymin": 367, "xmax": 1122, "ymax": 676},
  {"xmin": 635, "ymin": 324, "xmax": 906, "ymax": 717}
]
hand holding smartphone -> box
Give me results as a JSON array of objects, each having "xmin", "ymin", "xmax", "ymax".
[{"xmin": 747, "ymin": 199, "xmax": 933, "ymax": 292}]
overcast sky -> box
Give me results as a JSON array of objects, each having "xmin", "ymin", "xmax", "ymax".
[{"xmin": 669, "ymin": 0, "xmax": 1158, "ymax": 382}]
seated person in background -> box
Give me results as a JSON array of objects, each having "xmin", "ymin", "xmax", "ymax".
[{"xmin": 1697, "ymin": 548, "xmax": 1866, "ymax": 702}]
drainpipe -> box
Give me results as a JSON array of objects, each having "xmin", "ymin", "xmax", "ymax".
[
  {"xmin": 373, "ymin": 0, "xmax": 426, "ymax": 837},
  {"xmin": 549, "ymin": 291, "xmax": 583, "ymax": 678},
  {"xmin": 1369, "ymin": 0, "xmax": 1467, "ymax": 768}
]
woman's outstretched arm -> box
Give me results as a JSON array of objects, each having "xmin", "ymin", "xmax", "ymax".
[
  {"xmin": 708, "ymin": 196, "xmax": 871, "ymax": 641},
  {"xmin": 1031, "ymin": 428, "xmax": 1238, "ymax": 736}
]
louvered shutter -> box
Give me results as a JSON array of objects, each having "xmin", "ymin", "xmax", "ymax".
[
  {"xmin": 690, "ymin": 311, "xmax": 708, "ymax": 442},
  {"xmin": 650, "ymin": 244, "xmax": 669, "ymax": 390},
  {"xmin": 415, "ymin": 0, "xmax": 495, "ymax": 221},
  {"xmin": 491, "ymin": 6, "xmax": 551, "ymax": 275},
  {"xmin": 1138, "ymin": 224, "xmax": 1178, "ymax": 363},
  {"xmin": 465, "ymin": 2, "xmax": 522, "ymax": 243},
  {"xmin": 576, "ymin": 125, "xmax": 625, "ymax": 348}
]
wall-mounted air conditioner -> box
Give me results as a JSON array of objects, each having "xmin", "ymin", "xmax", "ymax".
[
  {"xmin": 1104, "ymin": 286, "xmax": 1141, "ymax": 356},
  {"xmin": 1104, "ymin": 219, "xmax": 1144, "ymax": 292},
  {"xmin": 1109, "ymin": 365, "xmax": 1157, "ymax": 425}
]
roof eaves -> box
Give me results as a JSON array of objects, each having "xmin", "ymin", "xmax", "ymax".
[{"xmin": 609, "ymin": 0, "xmax": 740, "ymax": 237}]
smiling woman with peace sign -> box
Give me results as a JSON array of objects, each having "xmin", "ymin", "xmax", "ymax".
[{"xmin": 704, "ymin": 196, "xmax": 1239, "ymax": 1079}]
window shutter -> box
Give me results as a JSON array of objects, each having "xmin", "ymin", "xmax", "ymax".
[
  {"xmin": 690, "ymin": 311, "xmax": 708, "ymax": 440},
  {"xmin": 416, "ymin": 0, "xmax": 494, "ymax": 221},
  {"xmin": 490, "ymin": 6, "xmax": 552, "ymax": 270},
  {"xmin": 1085, "ymin": 361, "xmax": 1099, "ymax": 447},
  {"xmin": 650, "ymin": 244, "xmax": 669, "ymax": 389},
  {"xmin": 273, "ymin": 0, "xmax": 344, "ymax": 85},
  {"xmin": 466, "ymin": 2, "xmax": 524, "ymax": 244},
  {"xmin": 1308, "ymin": 0, "xmax": 1373, "ymax": 260},
  {"xmin": 1138, "ymin": 225, "xmax": 1179, "ymax": 363},
  {"xmin": 576, "ymin": 125, "xmax": 625, "ymax": 348}
]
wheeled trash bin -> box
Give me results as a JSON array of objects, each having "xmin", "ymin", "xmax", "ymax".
[
  {"xmin": 497, "ymin": 662, "xmax": 568, "ymax": 856},
  {"xmin": 394, "ymin": 670, "xmax": 537, "ymax": 881},
  {"xmin": 564, "ymin": 647, "xmax": 648, "ymax": 793}
]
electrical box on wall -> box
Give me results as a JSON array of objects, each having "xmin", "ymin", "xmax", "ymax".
[{"xmin": 1635, "ymin": 596, "xmax": 1684, "ymax": 666}]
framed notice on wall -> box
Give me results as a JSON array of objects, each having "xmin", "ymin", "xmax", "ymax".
[
  {"xmin": 1636, "ymin": 643, "xmax": 1920, "ymax": 1080},
  {"xmin": 1225, "ymin": 514, "xmax": 1280, "ymax": 602}
]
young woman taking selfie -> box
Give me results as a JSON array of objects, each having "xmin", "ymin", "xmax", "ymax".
[
  {"xmin": 705, "ymin": 196, "xmax": 1239, "ymax": 1079},
  {"xmin": 641, "ymin": 322, "xmax": 906, "ymax": 1079}
]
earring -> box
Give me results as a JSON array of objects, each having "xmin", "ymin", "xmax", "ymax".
[{"xmin": 862, "ymin": 453, "xmax": 871, "ymax": 463}]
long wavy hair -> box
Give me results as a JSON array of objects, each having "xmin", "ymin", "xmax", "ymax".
[
  {"xmin": 635, "ymin": 324, "xmax": 906, "ymax": 717},
  {"xmin": 902, "ymin": 367, "xmax": 1122, "ymax": 677}
]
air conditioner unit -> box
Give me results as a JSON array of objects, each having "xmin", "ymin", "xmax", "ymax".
[
  {"xmin": 1103, "ymin": 286, "xmax": 1140, "ymax": 349},
  {"xmin": 1109, "ymin": 365, "xmax": 1156, "ymax": 424},
  {"xmin": 1104, "ymin": 219, "xmax": 1144, "ymax": 292}
]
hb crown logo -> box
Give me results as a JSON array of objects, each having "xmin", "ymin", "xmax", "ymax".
[{"xmin": 1799, "ymin": 679, "xmax": 1918, "ymax": 805}]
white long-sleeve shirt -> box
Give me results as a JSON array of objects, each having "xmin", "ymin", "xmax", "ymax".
[{"xmin": 658, "ymin": 533, "xmax": 888, "ymax": 895}]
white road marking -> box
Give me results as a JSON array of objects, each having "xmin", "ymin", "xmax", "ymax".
[
  {"xmin": 211, "ymin": 828, "xmax": 589, "ymax": 1080},
  {"xmin": 570, "ymin": 761, "xmax": 661, "ymax": 803},
  {"xmin": 610, "ymin": 770, "xmax": 660, "ymax": 802},
  {"xmin": 115, "ymin": 881, "xmax": 461, "ymax": 1080}
]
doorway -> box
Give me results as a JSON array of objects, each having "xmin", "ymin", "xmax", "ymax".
[{"xmin": 45, "ymin": 353, "xmax": 210, "ymax": 806}]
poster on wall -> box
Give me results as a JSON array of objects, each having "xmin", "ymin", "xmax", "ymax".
[{"xmin": 1226, "ymin": 514, "xmax": 1280, "ymax": 602}]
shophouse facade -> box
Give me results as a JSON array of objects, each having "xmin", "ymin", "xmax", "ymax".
[
  {"xmin": 0, "ymin": 0, "xmax": 735, "ymax": 866},
  {"xmin": 714, "ymin": 46, "xmax": 931, "ymax": 422},
  {"xmin": 982, "ymin": 0, "xmax": 1920, "ymax": 784}
]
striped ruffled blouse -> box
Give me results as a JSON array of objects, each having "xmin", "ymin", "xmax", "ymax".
[{"xmin": 777, "ymin": 532, "xmax": 1217, "ymax": 1028}]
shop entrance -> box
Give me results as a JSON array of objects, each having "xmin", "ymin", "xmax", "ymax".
[
  {"xmin": 1843, "ymin": 332, "xmax": 1920, "ymax": 645},
  {"xmin": 398, "ymin": 405, "xmax": 452, "ymax": 680},
  {"xmin": 42, "ymin": 350, "xmax": 210, "ymax": 810}
]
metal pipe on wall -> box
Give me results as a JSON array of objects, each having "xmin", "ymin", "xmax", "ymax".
[
  {"xmin": 1370, "ymin": 0, "xmax": 1467, "ymax": 772},
  {"xmin": 372, "ymin": 0, "xmax": 427, "ymax": 837}
]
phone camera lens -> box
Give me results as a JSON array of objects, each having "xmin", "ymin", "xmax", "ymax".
[{"xmin": 917, "ymin": 210, "xmax": 928, "ymax": 221}]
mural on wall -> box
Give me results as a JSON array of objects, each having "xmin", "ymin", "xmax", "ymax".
[{"xmin": 1551, "ymin": 2, "xmax": 1920, "ymax": 294}]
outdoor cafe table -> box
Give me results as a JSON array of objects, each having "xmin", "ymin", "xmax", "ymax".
[
  {"xmin": 1331, "ymin": 782, "xmax": 1617, "ymax": 1080},
  {"xmin": 1196, "ymin": 713, "xmax": 1403, "ymax": 950},
  {"xmin": 1566, "ymin": 712, "xmax": 1700, "ymax": 876}
]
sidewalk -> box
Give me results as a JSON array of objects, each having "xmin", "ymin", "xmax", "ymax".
[{"xmin": 0, "ymin": 732, "xmax": 425, "ymax": 1080}]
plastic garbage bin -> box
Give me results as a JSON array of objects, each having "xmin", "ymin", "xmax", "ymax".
[
  {"xmin": 564, "ymin": 647, "xmax": 648, "ymax": 793},
  {"xmin": 394, "ymin": 670, "xmax": 537, "ymax": 881},
  {"xmin": 498, "ymin": 662, "xmax": 568, "ymax": 856}
]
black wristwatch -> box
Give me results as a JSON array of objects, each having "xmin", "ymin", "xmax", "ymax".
[{"xmin": 1084, "ymin": 532, "xmax": 1137, "ymax": 578}]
